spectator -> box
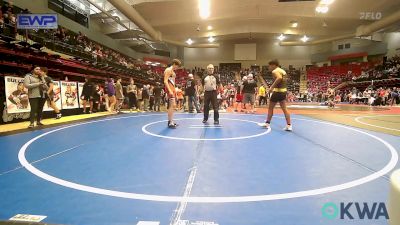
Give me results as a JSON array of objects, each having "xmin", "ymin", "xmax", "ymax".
[
  {"xmin": 241, "ymin": 74, "xmax": 258, "ymax": 113},
  {"xmin": 115, "ymin": 77, "xmax": 124, "ymax": 112},
  {"xmin": 142, "ymin": 84, "xmax": 150, "ymax": 111},
  {"xmin": 186, "ymin": 74, "xmax": 200, "ymax": 113},
  {"xmin": 153, "ymin": 83, "xmax": 163, "ymax": 112},
  {"xmin": 127, "ymin": 78, "xmax": 137, "ymax": 111},
  {"xmin": 24, "ymin": 66, "xmax": 46, "ymax": 128},
  {"xmin": 137, "ymin": 88, "xmax": 143, "ymax": 111},
  {"xmin": 390, "ymin": 87, "xmax": 399, "ymax": 106},
  {"xmin": 92, "ymin": 84, "xmax": 102, "ymax": 112},
  {"xmin": 258, "ymin": 84, "xmax": 267, "ymax": 106},
  {"xmin": 81, "ymin": 78, "xmax": 94, "ymax": 114},
  {"xmin": 149, "ymin": 85, "xmax": 155, "ymax": 111},
  {"xmin": 107, "ymin": 78, "xmax": 116, "ymax": 113}
]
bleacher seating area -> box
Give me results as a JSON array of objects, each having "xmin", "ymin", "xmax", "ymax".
[
  {"xmin": 0, "ymin": 0, "xmax": 186, "ymax": 120},
  {"xmin": 301, "ymin": 57, "xmax": 400, "ymax": 106},
  {"xmin": 352, "ymin": 56, "xmax": 400, "ymax": 82},
  {"xmin": 305, "ymin": 56, "xmax": 400, "ymax": 95},
  {"xmin": 0, "ymin": 0, "xmax": 167, "ymax": 85},
  {"xmin": 306, "ymin": 62, "xmax": 371, "ymax": 93}
]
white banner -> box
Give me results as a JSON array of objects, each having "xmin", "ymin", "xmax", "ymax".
[
  {"xmin": 78, "ymin": 82, "xmax": 84, "ymax": 108},
  {"xmin": 4, "ymin": 76, "xmax": 30, "ymax": 114},
  {"xmin": 43, "ymin": 80, "xmax": 62, "ymax": 111},
  {"xmin": 60, "ymin": 81, "xmax": 79, "ymax": 109}
]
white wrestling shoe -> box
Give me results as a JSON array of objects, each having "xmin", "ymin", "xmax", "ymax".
[
  {"xmin": 283, "ymin": 124, "xmax": 293, "ymax": 131},
  {"xmin": 258, "ymin": 122, "xmax": 270, "ymax": 128}
]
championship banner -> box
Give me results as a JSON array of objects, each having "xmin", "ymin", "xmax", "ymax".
[
  {"xmin": 5, "ymin": 76, "xmax": 30, "ymax": 114},
  {"xmin": 43, "ymin": 81, "xmax": 62, "ymax": 111},
  {"xmin": 78, "ymin": 82, "xmax": 84, "ymax": 108},
  {"xmin": 60, "ymin": 81, "xmax": 79, "ymax": 109}
]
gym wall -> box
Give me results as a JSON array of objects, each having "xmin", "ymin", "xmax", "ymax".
[
  {"xmin": 183, "ymin": 40, "xmax": 311, "ymax": 69},
  {"xmin": 384, "ymin": 32, "xmax": 400, "ymax": 58}
]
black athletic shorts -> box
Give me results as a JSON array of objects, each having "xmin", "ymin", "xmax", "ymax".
[
  {"xmin": 82, "ymin": 95, "xmax": 91, "ymax": 101},
  {"xmin": 270, "ymin": 92, "xmax": 287, "ymax": 102}
]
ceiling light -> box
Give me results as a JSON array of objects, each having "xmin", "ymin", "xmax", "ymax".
[
  {"xmin": 316, "ymin": 6, "xmax": 329, "ymax": 13},
  {"xmin": 207, "ymin": 25, "xmax": 213, "ymax": 30},
  {"xmin": 290, "ymin": 21, "xmax": 298, "ymax": 28},
  {"xmin": 208, "ymin": 36, "xmax": 215, "ymax": 43},
  {"xmin": 320, "ymin": 0, "xmax": 334, "ymax": 5},
  {"xmin": 186, "ymin": 38, "xmax": 193, "ymax": 45},
  {"xmin": 278, "ymin": 34, "xmax": 286, "ymax": 41},
  {"xmin": 301, "ymin": 35, "xmax": 309, "ymax": 42},
  {"xmin": 199, "ymin": 0, "xmax": 210, "ymax": 19}
]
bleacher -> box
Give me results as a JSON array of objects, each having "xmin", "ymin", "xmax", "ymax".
[
  {"xmin": 306, "ymin": 62, "xmax": 371, "ymax": 93},
  {"xmin": 0, "ymin": 0, "xmax": 163, "ymax": 86}
]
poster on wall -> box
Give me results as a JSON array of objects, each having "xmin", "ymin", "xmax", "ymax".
[
  {"xmin": 77, "ymin": 82, "xmax": 84, "ymax": 108},
  {"xmin": 60, "ymin": 81, "xmax": 79, "ymax": 109},
  {"xmin": 43, "ymin": 81, "xmax": 62, "ymax": 111},
  {"xmin": 4, "ymin": 76, "xmax": 30, "ymax": 114}
]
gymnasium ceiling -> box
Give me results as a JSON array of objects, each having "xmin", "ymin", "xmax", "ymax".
[{"xmin": 88, "ymin": 0, "xmax": 400, "ymax": 52}]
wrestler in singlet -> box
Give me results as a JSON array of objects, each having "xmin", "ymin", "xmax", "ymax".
[
  {"xmin": 164, "ymin": 59, "xmax": 181, "ymax": 128},
  {"xmin": 270, "ymin": 67, "xmax": 288, "ymax": 103}
]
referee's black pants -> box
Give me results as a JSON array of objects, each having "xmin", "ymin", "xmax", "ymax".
[{"xmin": 203, "ymin": 90, "xmax": 219, "ymax": 121}]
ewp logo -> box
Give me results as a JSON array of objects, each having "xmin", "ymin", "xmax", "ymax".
[
  {"xmin": 17, "ymin": 14, "xmax": 58, "ymax": 29},
  {"xmin": 322, "ymin": 202, "xmax": 389, "ymax": 220}
]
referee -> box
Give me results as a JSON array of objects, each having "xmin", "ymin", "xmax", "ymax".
[{"xmin": 202, "ymin": 64, "xmax": 222, "ymax": 125}]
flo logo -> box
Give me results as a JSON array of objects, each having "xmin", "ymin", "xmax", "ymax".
[
  {"xmin": 360, "ymin": 12, "xmax": 382, "ymax": 20},
  {"xmin": 322, "ymin": 202, "xmax": 389, "ymax": 220}
]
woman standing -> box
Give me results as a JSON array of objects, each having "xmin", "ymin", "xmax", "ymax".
[
  {"xmin": 126, "ymin": 78, "xmax": 137, "ymax": 111},
  {"xmin": 24, "ymin": 66, "xmax": 46, "ymax": 128}
]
